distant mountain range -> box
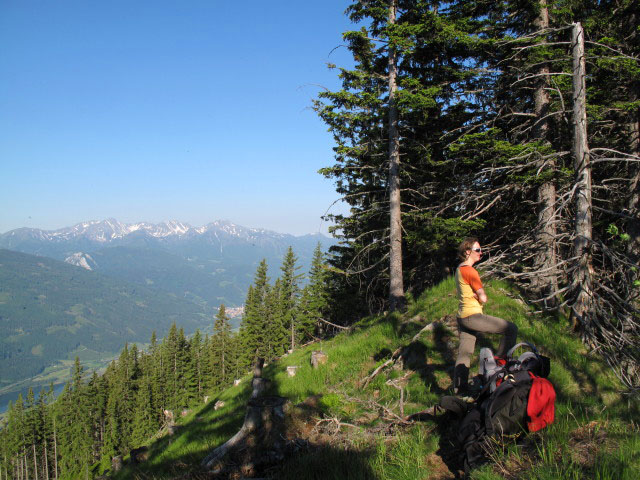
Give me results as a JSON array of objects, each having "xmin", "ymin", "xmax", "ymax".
[
  {"xmin": 0, "ymin": 219, "xmax": 335, "ymax": 395},
  {"xmin": 0, "ymin": 219, "xmax": 336, "ymax": 307}
]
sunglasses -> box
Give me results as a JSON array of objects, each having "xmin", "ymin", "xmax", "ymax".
[{"xmin": 472, "ymin": 248, "xmax": 482, "ymax": 253}]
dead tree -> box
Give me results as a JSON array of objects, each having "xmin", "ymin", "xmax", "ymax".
[{"xmin": 570, "ymin": 22, "xmax": 594, "ymax": 329}]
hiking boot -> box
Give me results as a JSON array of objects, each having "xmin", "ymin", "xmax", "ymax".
[{"xmin": 454, "ymin": 377, "xmax": 483, "ymax": 398}]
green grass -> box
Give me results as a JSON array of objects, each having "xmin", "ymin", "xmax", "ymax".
[{"xmin": 116, "ymin": 276, "xmax": 640, "ymax": 479}]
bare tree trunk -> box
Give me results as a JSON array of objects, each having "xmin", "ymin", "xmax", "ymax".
[
  {"xmin": 388, "ymin": 0, "xmax": 405, "ymax": 312},
  {"xmin": 570, "ymin": 22, "xmax": 594, "ymax": 329},
  {"xmin": 52, "ymin": 417, "xmax": 58, "ymax": 480},
  {"xmin": 626, "ymin": 104, "xmax": 640, "ymax": 260},
  {"xmin": 291, "ymin": 322, "xmax": 295, "ymax": 352},
  {"xmin": 32, "ymin": 443, "xmax": 37, "ymax": 480},
  {"xmin": 532, "ymin": 0, "xmax": 559, "ymax": 308},
  {"xmin": 43, "ymin": 440, "xmax": 49, "ymax": 480}
]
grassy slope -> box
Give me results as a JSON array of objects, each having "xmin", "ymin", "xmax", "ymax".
[{"xmin": 116, "ymin": 277, "xmax": 640, "ymax": 479}]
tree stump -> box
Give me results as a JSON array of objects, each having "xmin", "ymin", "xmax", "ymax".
[
  {"xmin": 311, "ymin": 351, "xmax": 328, "ymax": 368},
  {"xmin": 111, "ymin": 455, "xmax": 123, "ymax": 473},
  {"xmin": 130, "ymin": 446, "xmax": 149, "ymax": 464},
  {"xmin": 201, "ymin": 395, "xmax": 288, "ymax": 471},
  {"xmin": 201, "ymin": 357, "xmax": 289, "ymax": 473},
  {"xmin": 286, "ymin": 365, "xmax": 299, "ymax": 377}
]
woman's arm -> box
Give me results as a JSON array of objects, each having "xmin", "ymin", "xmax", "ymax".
[{"xmin": 474, "ymin": 288, "xmax": 488, "ymax": 304}]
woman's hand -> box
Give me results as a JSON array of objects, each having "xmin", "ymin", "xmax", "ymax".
[{"xmin": 474, "ymin": 288, "xmax": 488, "ymax": 304}]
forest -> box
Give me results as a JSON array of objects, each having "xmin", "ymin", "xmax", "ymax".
[
  {"xmin": 316, "ymin": 0, "xmax": 638, "ymax": 390},
  {"xmin": 0, "ymin": 246, "xmax": 331, "ymax": 479},
  {"xmin": 0, "ymin": 0, "xmax": 638, "ymax": 478}
]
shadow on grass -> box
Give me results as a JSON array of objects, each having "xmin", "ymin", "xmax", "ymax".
[
  {"xmin": 277, "ymin": 445, "xmax": 380, "ymax": 480},
  {"xmin": 115, "ymin": 383, "xmax": 253, "ymax": 479}
]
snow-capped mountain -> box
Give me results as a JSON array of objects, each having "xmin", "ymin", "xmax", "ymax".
[
  {"xmin": 1, "ymin": 218, "xmax": 288, "ymax": 244},
  {"xmin": 0, "ymin": 219, "xmax": 335, "ymax": 308}
]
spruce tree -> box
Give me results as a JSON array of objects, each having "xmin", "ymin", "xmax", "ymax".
[
  {"xmin": 279, "ymin": 247, "xmax": 303, "ymax": 351},
  {"xmin": 239, "ymin": 260, "xmax": 270, "ymax": 364},
  {"xmin": 298, "ymin": 243, "xmax": 331, "ymax": 341},
  {"xmin": 211, "ymin": 305, "xmax": 233, "ymax": 388}
]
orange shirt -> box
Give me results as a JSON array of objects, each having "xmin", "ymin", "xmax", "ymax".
[{"xmin": 456, "ymin": 265, "xmax": 483, "ymax": 317}]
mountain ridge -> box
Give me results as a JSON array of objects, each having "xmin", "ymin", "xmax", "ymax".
[
  {"xmin": 0, "ymin": 218, "xmax": 336, "ymax": 308},
  {"xmin": 0, "ymin": 218, "xmax": 327, "ymax": 244}
]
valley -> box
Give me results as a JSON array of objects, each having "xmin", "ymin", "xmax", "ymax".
[{"xmin": 0, "ymin": 219, "xmax": 334, "ymax": 411}]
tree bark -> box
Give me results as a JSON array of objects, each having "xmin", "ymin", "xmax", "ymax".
[
  {"xmin": 52, "ymin": 417, "xmax": 58, "ymax": 480},
  {"xmin": 32, "ymin": 443, "xmax": 37, "ymax": 480},
  {"xmin": 388, "ymin": 0, "xmax": 406, "ymax": 312},
  {"xmin": 626, "ymin": 98, "xmax": 640, "ymax": 260},
  {"xmin": 43, "ymin": 440, "xmax": 49, "ymax": 480},
  {"xmin": 532, "ymin": 0, "xmax": 559, "ymax": 308},
  {"xmin": 571, "ymin": 22, "xmax": 594, "ymax": 329}
]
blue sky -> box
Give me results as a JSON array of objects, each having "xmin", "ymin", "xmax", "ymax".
[{"xmin": 0, "ymin": 0, "xmax": 355, "ymax": 235}]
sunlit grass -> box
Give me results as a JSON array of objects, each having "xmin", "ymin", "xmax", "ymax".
[{"xmin": 116, "ymin": 276, "xmax": 640, "ymax": 479}]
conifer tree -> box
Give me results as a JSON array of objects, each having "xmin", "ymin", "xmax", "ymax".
[
  {"xmin": 178, "ymin": 327, "xmax": 197, "ymax": 408},
  {"xmin": 264, "ymin": 280, "xmax": 286, "ymax": 360},
  {"xmin": 239, "ymin": 260, "xmax": 271, "ymax": 364},
  {"xmin": 316, "ymin": 0, "xmax": 485, "ymax": 314},
  {"xmin": 190, "ymin": 329, "xmax": 206, "ymax": 400},
  {"xmin": 211, "ymin": 305, "xmax": 233, "ymax": 388},
  {"xmin": 298, "ymin": 243, "xmax": 331, "ymax": 341},
  {"xmin": 279, "ymin": 247, "xmax": 303, "ymax": 351},
  {"xmin": 56, "ymin": 357, "xmax": 92, "ymax": 478}
]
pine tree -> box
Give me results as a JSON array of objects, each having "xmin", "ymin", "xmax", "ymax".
[
  {"xmin": 211, "ymin": 305, "xmax": 233, "ymax": 388},
  {"xmin": 190, "ymin": 329, "xmax": 205, "ymax": 401},
  {"xmin": 316, "ymin": 0, "xmax": 486, "ymax": 314},
  {"xmin": 56, "ymin": 357, "xmax": 92, "ymax": 478},
  {"xmin": 176, "ymin": 327, "xmax": 196, "ymax": 408},
  {"xmin": 264, "ymin": 280, "xmax": 286, "ymax": 360},
  {"xmin": 279, "ymin": 247, "xmax": 303, "ymax": 351},
  {"xmin": 298, "ymin": 243, "xmax": 331, "ymax": 341},
  {"xmin": 239, "ymin": 260, "xmax": 271, "ymax": 364}
]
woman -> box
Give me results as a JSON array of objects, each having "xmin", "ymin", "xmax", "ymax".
[{"xmin": 453, "ymin": 238, "xmax": 517, "ymax": 394}]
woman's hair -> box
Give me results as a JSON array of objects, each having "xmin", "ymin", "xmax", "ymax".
[{"xmin": 457, "ymin": 237, "xmax": 479, "ymax": 262}]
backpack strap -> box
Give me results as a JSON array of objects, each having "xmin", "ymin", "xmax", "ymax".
[{"xmin": 506, "ymin": 342, "xmax": 539, "ymax": 359}]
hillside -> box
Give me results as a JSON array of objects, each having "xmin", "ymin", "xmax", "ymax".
[
  {"xmin": 114, "ymin": 277, "xmax": 640, "ymax": 479},
  {"xmin": 0, "ymin": 249, "xmax": 212, "ymax": 389}
]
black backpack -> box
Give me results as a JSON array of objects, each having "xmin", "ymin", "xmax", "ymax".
[
  {"xmin": 456, "ymin": 370, "xmax": 533, "ymax": 472},
  {"xmin": 440, "ymin": 343, "xmax": 554, "ymax": 473}
]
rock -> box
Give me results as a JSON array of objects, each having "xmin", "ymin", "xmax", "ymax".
[
  {"xmin": 286, "ymin": 365, "xmax": 299, "ymax": 377},
  {"xmin": 234, "ymin": 379, "xmax": 242, "ymax": 386},
  {"xmin": 311, "ymin": 351, "xmax": 328, "ymax": 368},
  {"xmin": 215, "ymin": 400, "xmax": 225, "ymax": 410}
]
